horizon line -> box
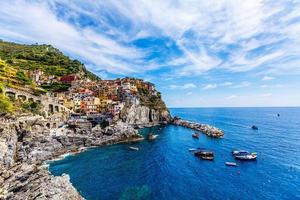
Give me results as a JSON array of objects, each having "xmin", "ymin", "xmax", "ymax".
[{"xmin": 168, "ymin": 106, "xmax": 300, "ymax": 109}]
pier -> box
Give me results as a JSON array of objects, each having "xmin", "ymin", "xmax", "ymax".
[{"xmin": 172, "ymin": 117, "xmax": 224, "ymax": 138}]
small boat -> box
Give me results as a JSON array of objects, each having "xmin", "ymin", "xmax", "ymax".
[
  {"xmin": 194, "ymin": 150, "xmax": 214, "ymax": 160},
  {"xmin": 147, "ymin": 133, "xmax": 158, "ymax": 140},
  {"xmin": 189, "ymin": 148, "xmax": 198, "ymax": 151},
  {"xmin": 225, "ymin": 162, "xmax": 237, "ymax": 166},
  {"xmin": 129, "ymin": 146, "xmax": 139, "ymax": 151},
  {"xmin": 232, "ymin": 150, "xmax": 248, "ymax": 155},
  {"xmin": 201, "ymin": 156, "xmax": 214, "ymax": 160},
  {"xmin": 277, "ymin": 113, "xmax": 280, "ymax": 117},
  {"xmin": 251, "ymin": 125, "xmax": 258, "ymax": 130},
  {"xmin": 192, "ymin": 133, "xmax": 199, "ymax": 139},
  {"xmin": 234, "ymin": 152, "xmax": 257, "ymax": 160}
]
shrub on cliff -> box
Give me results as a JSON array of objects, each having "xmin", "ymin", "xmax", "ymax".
[
  {"xmin": 0, "ymin": 83, "xmax": 14, "ymax": 114},
  {"xmin": 21, "ymin": 101, "xmax": 43, "ymax": 115}
]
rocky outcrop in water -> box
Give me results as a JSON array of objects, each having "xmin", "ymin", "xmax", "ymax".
[
  {"xmin": 172, "ymin": 117, "xmax": 224, "ymax": 138},
  {"xmin": 0, "ymin": 116, "xmax": 143, "ymax": 199}
]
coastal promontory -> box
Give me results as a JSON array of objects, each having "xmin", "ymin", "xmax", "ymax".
[{"xmin": 0, "ymin": 40, "xmax": 170, "ymax": 199}]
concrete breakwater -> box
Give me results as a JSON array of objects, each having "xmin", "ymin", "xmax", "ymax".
[{"xmin": 172, "ymin": 117, "xmax": 224, "ymax": 138}]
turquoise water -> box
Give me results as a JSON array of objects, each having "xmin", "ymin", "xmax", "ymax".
[{"xmin": 49, "ymin": 108, "xmax": 300, "ymax": 200}]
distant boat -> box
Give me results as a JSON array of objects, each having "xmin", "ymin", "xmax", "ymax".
[
  {"xmin": 129, "ymin": 146, "xmax": 139, "ymax": 151},
  {"xmin": 277, "ymin": 113, "xmax": 280, "ymax": 117},
  {"xmin": 251, "ymin": 125, "xmax": 258, "ymax": 130},
  {"xmin": 194, "ymin": 150, "xmax": 214, "ymax": 160},
  {"xmin": 192, "ymin": 133, "xmax": 199, "ymax": 139},
  {"xmin": 147, "ymin": 133, "xmax": 158, "ymax": 140},
  {"xmin": 232, "ymin": 150, "xmax": 248, "ymax": 155},
  {"xmin": 189, "ymin": 148, "xmax": 198, "ymax": 151},
  {"xmin": 225, "ymin": 162, "xmax": 237, "ymax": 166},
  {"xmin": 233, "ymin": 151, "xmax": 257, "ymax": 160}
]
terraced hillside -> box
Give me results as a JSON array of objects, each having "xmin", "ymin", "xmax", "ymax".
[{"xmin": 0, "ymin": 40, "xmax": 99, "ymax": 81}]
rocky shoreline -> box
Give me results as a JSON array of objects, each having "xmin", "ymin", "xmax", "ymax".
[
  {"xmin": 0, "ymin": 113, "xmax": 223, "ymax": 199},
  {"xmin": 0, "ymin": 116, "xmax": 145, "ymax": 200},
  {"xmin": 172, "ymin": 117, "xmax": 224, "ymax": 138}
]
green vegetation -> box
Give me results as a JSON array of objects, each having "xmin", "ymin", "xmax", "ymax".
[
  {"xmin": 139, "ymin": 91, "xmax": 167, "ymax": 111},
  {"xmin": 16, "ymin": 71, "xmax": 31, "ymax": 85},
  {"xmin": 0, "ymin": 83, "xmax": 14, "ymax": 114},
  {"xmin": 21, "ymin": 101, "xmax": 43, "ymax": 115},
  {"xmin": 41, "ymin": 82, "xmax": 71, "ymax": 92},
  {"xmin": 0, "ymin": 40, "xmax": 100, "ymax": 80}
]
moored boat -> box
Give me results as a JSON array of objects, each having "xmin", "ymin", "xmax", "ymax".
[
  {"xmin": 234, "ymin": 151, "xmax": 257, "ymax": 160},
  {"xmin": 147, "ymin": 133, "xmax": 158, "ymax": 140},
  {"xmin": 194, "ymin": 150, "xmax": 214, "ymax": 160},
  {"xmin": 225, "ymin": 162, "xmax": 237, "ymax": 166},
  {"xmin": 129, "ymin": 146, "xmax": 139, "ymax": 151},
  {"xmin": 192, "ymin": 133, "xmax": 199, "ymax": 139},
  {"xmin": 232, "ymin": 150, "xmax": 248, "ymax": 155}
]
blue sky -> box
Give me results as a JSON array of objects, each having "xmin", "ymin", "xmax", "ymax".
[{"xmin": 1, "ymin": 0, "xmax": 300, "ymax": 107}]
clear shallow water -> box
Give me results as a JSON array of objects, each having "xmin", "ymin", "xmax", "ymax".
[{"xmin": 49, "ymin": 107, "xmax": 300, "ymax": 200}]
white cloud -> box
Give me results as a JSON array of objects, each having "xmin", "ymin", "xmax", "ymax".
[
  {"xmin": 1, "ymin": 0, "xmax": 299, "ymax": 78},
  {"xmin": 0, "ymin": 0, "xmax": 154, "ymax": 75},
  {"xmin": 220, "ymin": 82, "xmax": 233, "ymax": 86},
  {"xmin": 202, "ymin": 84, "xmax": 217, "ymax": 90},
  {"xmin": 262, "ymin": 76, "xmax": 275, "ymax": 81},
  {"xmin": 226, "ymin": 95, "xmax": 238, "ymax": 100},
  {"xmin": 182, "ymin": 83, "xmax": 197, "ymax": 89},
  {"xmin": 232, "ymin": 81, "xmax": 252, "ymax": 88},
  {"xmin": 169, "ymin": 83, "xmax": 197, "ymax": 89},
  {"xmin": 260, "ymin": 84, "xmax": 283, "ymax": 88},
  {"xmin": 261, "ymin": 93, "xmax": 272, "ymax": 97},
  {"xmin": 201, "ymin": 81, "xmax": 233, "ymax": 90}
]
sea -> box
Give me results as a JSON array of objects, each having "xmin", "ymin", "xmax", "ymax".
[{"xmin": 49, "ymin": 107, "xmax": 300, "ymax": 200}]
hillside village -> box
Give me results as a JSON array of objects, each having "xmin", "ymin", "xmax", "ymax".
[{"xmin": 0, "ymin": 40, "xmax": 169, "ymax": 128}]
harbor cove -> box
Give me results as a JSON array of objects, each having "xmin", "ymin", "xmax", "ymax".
[
  {"xmin": 1, "ymin": 1, "xmax": 300, "ymax": 199},
  {"xmin": 49, "ymin": 108, "xmax": 300, "ymax": 200}
]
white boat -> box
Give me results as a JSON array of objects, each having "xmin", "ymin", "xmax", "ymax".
[
  {"xmin": 189, "ymin": 148, "xmax": 198, "ymax": 151},
  {"xmin": 147, "ymin": 133, "xmax": 159, "ymax": 140},
  {"xmin": 225, "ymin": 162, "xmax": 237, "ymax": 166},
  {"xmin": 129, "ymin": 146, "xmax": 139, "ymax": 151},
  {"xmin": 234, "ymin": 152, "xmax": 257, "ymax": 160},
  {"xmin": 232, "ymin": 150, "xmax": 248, "ymax": 155}
]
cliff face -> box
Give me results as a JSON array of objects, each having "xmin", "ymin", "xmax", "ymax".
[
  {"xmin": 120, "ymin": 101, "xmax": 171, "ymax": 126},
  {"xmin": 0, "ymin": 116, "xmax": 143, "ymax": 199}
]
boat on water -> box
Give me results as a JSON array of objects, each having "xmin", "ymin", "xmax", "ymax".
[
  {"xmin": 194, "ymin": 150, "xmax": 214, "ymax": 160},
  {"xmin": 251, "ymin": 125, "xmax": 258, "ymax": 130},
  {"xmin": 192, "ymin": 133, "xmax": 199, "ymax": 139},
  {"xmin": 232, "ymin": 150, "xmax": 248, "ymax": 155},
  {"xmin": 225, "ymin": 162, "xmax": 237, "ymax": 166},
  {"xmin": 129, "ymin": 146, "xmax": 139, "ymax": 151},
  {"xmin": 233, "ymin": 151, "xmax": 257, "ymax": 160},
  {"xmin": 147, "ymin": 133, "xmax": 158, "ymax": 140},
  {"xmin": 189, "ymin": 148, "xmax": 198, "ymax": 151}
]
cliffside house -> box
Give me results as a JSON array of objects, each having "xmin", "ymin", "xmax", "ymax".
[{"xmin": 60, "ymin": 75, "xmax": 77, "ymax": 84}]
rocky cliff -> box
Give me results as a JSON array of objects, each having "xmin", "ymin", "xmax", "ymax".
[
  {"xmin": 0, "ymin": 116, "xmax": 143, "ymax": 199},
  {"xmin": 120, "ymin": 101, "xmax": 171, "ymax": 126}
]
